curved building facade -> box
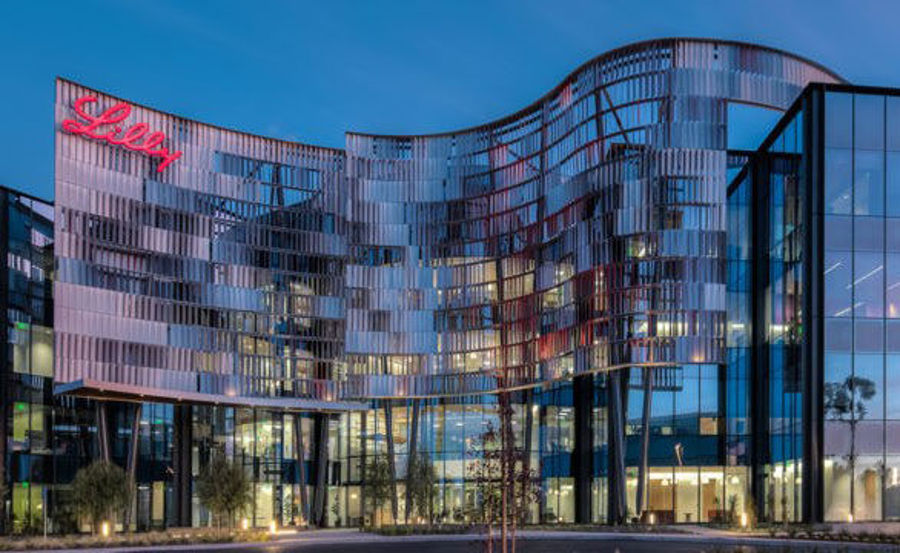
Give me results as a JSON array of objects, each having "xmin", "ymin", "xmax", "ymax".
[{"xmin": 50, "ymin": 39, "xmax": 843, "ymax": 528}]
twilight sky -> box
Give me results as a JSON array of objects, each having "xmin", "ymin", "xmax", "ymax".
[{"xmin": 3, "ymin": 0, "xmax": 898, "ymax": 200}]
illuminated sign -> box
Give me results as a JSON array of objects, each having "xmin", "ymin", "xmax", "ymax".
[{"xmin": 62, "ymin": 96, "xmax": 182, "ymax": 172}]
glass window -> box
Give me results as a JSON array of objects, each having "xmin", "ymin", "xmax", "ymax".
[
  {"xmin": 854, "ymin": 354, "xmax": 884, "ymax": 421},
  {"xmin": 886, "ymin": 152, "xmax": 900, "ymax": 217},
  {"xmin": 855, "ymin": 217, "xmax": 884, "ymax": 252},
  {"xmin": 856, "ymin": 320, "xmax": 884, "ymax": 353},
  {"xmin": 825, "ymin": 319, "xmax": 853, "ymax": 351},
  {"xmin": 826, "ymin": 92, "xmax": 853, "ymax": 149},
  {"xmin": 824, "ymin": 251, "xmax": 852, "ymax": 317},
  {"xmin": 854, "ymin": 94, "xmax": 885, "ymax": 151},
  {"xmin": 887, "ymin": 96, "xmax": 900, "ymax": 151},
  {"xmin": 883, "ymin": 457, "xmax": 900, "ymax": 519},
  {"xmin": 825, "ymin": 148, "xmax": 853, "ymax": 214},
  {"xmin": 888, "ymin": 254, "xmax": 900, "ymax": 318},
  {"xmin": 855, "ymin": 456, "xmax": 884, "ymax": 520},
  {"xmin": 855, "ymin": 251, "xmax": 885, "ymax": 318},
  {"xmin": 824, "ymin": 455, "xmax": 851, "ymax": 521},
  {"xmin": 727, "ymin": 102, "xmax": 783, "ymax": 150},
  {"xmin": 854, "ymin": 150, "xmax": 885, "ymax": 216},
  {"xmin": 887, "ymin": 355, "xmax": 900, "ymax": 419},
  {"xmin": 825, "ymin": 216, "xmax": 853, "ymax": 251},
  {"xmin": 825, "ymin": 353, "xmax": 853, "ymax": 422}
]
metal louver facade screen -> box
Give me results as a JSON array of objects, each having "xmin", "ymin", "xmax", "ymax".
[{"xmin": 53, "ymin": 38, "xmax": 842, "ymax": 406}]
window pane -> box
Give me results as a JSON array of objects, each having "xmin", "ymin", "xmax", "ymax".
[
  {"xmin": 825, "ymin": 216, "xmax": 853, "ymax": 251},
  {"xmin": 854, "ymin": 353, "xmax": 884, "ymax": 420},
  {"xmin": 824, "ymin": 251, "xmax": 852, "ymax": 317},
  {"xmin": 855, "ymin": 217, "xmax": 884, "ymax": 252},
  {"xmin": 886, "ymin": 152, "xmax": 900, "ymax": 217},
  {"xmin": 888, "ymin": 254, "xmax": 900, "ymax": 318},
  {"xmin": 855, "ymin": 251, "xmax": 885, "ymax": 318},
  {"xmin": 855, "ymin": 150, "xmax": 885, "ymax": 216},
  {"xmin": 825, "ymin": 148, "xmax": 853, "ymax": 214},
  {"xmin": 887, "ymin": 96, "xmax": 900, "ymax": 151},
  {"xmin": 826, "ymin": 92, "xmax": 853, "ymax": 149},
  {"xmin": 854, "ymin": 94, "xmax": 885, "ymax": 150},
  {"xmin": 888, "ymin": 355, "xmax": 900, "ymax": 419}
]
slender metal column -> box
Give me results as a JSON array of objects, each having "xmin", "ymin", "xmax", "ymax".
[
  {"xmin": 635, "ymin": 366, "xmax": 654, "ymax": 520},
  {"xmin": 750, "ymin": 151, "xmax": 771, "ymax": 521},
  {"xmin": 607, "ymin": 369, "xmax": 628, "ymax": 524},
  {"xmin": 96, "ymin": 402, "xmax": 110, "ymax": 462},
  {"xmin": 294, "ymin": 414, "xmax": 309, "ymax": 525},
  {"xmin": 404, "ymin": 399, "xmax": 420, "ymax": 522},
  {"xmin": 312, "ymin": 413, "xmax": 329, "ymax": 526},
  {"xmin": 172, "ymin": 404, "xmax": 192, "ymax": 527},
  {"xmin": 802, "ymin": 87, "xmax": 825, "ymax": 524},
  {"xmin": 522, "ymin": 388, "xmax": 534, "ymax": 524},
  {"xmin": 573, "ymin": 374, "xmax": 593, "ymax": 523},
  {"xmin": 125, "ymin": 403, "xmax": 143, "ymax": 529},
  {"xmin": 383, "ymin": 401, "xmax": 399, "ymax": 523}
]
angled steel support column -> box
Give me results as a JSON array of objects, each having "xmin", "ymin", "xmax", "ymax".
[
  {"xmin": 172, "ymin": 404, "xmax": 192, "ymax": 527},
  {"xmin": 573, "ymin": 374, "xmax": 593, "ymax": 523},
  {"xmin": 294, "ymin": 414, "xmax": 310, "ymax": 525},
  {"xmin": 635, "ymin": 367, "xmax": 654, "ymax": 520},
  {"xmin": 383, "ymin": 401, "xmax": 399, "ymax": 523},
  {"xmin": 125, "ymin": 403, "xmax": 143, "ymax": 529},
  {"xmin": 311, "ymin": 413, "xmax": 329, "ymax": 527},
  {"xmin": 96, "ymin": 402, "xmax": 110, "ymax": 462},
  {"xmin": 404, "ymin": 399, "xmax": 420, "ymax": 523},
  {"xmin": 607, "ymin": 369, "xmax": 629, "ymax": 524}
]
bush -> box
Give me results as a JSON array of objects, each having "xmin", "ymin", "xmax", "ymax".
[
  {"xmin": 195, "ymin": 455, "xmax": 253, "ymax": 528},
  {"xmin": 70, "ymin": 461, "xmax": 131, "ymax": 534}
]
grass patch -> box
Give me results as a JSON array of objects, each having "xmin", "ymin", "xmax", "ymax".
[
  {"xmin": 365, "ymin": 524, "xmax": 477, "ymax": 536},
  {"xmin": 366, "ymin": 523, "xmax": 691, "ymax": 536},
  {"xmin": 0, "ymin": 528, "xmax": 271, "ymax": 550}
]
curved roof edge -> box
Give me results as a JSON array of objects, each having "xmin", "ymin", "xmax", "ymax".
[
  {"xmin": 347, "ymin": 37, "xmax": 845, "ymax": 140},
  {"xmin": 58, "ymin": 37, "xmax": 844, "ymax": 150}
]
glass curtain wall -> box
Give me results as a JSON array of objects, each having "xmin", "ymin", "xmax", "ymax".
[{"xmin": 822, "ymin": 90, "xmax": 900, "ymax": 521}]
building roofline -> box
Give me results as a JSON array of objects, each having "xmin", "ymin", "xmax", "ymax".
[
  {"xmin": 59, "ymin": 38, "xmax": 844, "ymax": 149},
  {"xmin": 347, "ymin": 37, "xmax": 845, "ymax": 140},
  {"xmin": 0, "ymin": 183, "xmax": 53, "ymax": 205}
]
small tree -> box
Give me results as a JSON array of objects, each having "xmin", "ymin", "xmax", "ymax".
[
  {"xmin": 469, "ymin": 399, "xmax": 541, "ymax": 553},
  {"xmin": 469, "ymin": 424, "xmax": 503, "ymax": 552},
  {"xmin": 196, "ymin": 455, "xmax": 252, "ymax": 528},
  {"xmin": 407, "ymin": 451, "xmax": 437, "ymax": 523},
  {"xmin": 365, "ymin": 455, "xmax": 393, "ymax": 526},
  {"xmin": 70, "ymin": 461, "xmax": 132, "ymax": 534}
]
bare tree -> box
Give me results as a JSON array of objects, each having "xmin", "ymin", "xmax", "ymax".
[{"xmin": 469, "ymin": 392, "xmax": 541, "ymax": 553}]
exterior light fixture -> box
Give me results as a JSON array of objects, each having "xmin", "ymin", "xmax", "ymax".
[
  {"xmin": 740, "ymin": 512, "xmax": 748, "ymax": 529},
  {"xmin": 847, "ymin": 513, "xmax": 854, "ymax": 523},
  {"xmin": 269, "ymin": 521, "xmax": 277, "ymax": 534},
  {"xmin": 241, "ymin": 518, "xmax": 249, "ymax": 530},
  {"xmin": 101, "ymin": 521, "xmax": 110, "ymax": 537},
  {"xmin": 648, "ymin": 512, "xmax": 655, "ymax": 525}
]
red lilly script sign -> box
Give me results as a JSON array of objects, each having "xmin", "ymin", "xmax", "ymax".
[{"xmin": 62, "ymin": 96, "xmax": 183, "ymax": 172}]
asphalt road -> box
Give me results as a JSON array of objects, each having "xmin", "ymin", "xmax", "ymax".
[{"xmin": 190, "ymin": 537, "xmax": 891, "ymax": 553}]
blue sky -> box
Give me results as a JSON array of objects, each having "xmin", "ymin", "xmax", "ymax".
[{"xmin": 3, "ymin": 0, "xmax": 899, "ymax": 200}]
